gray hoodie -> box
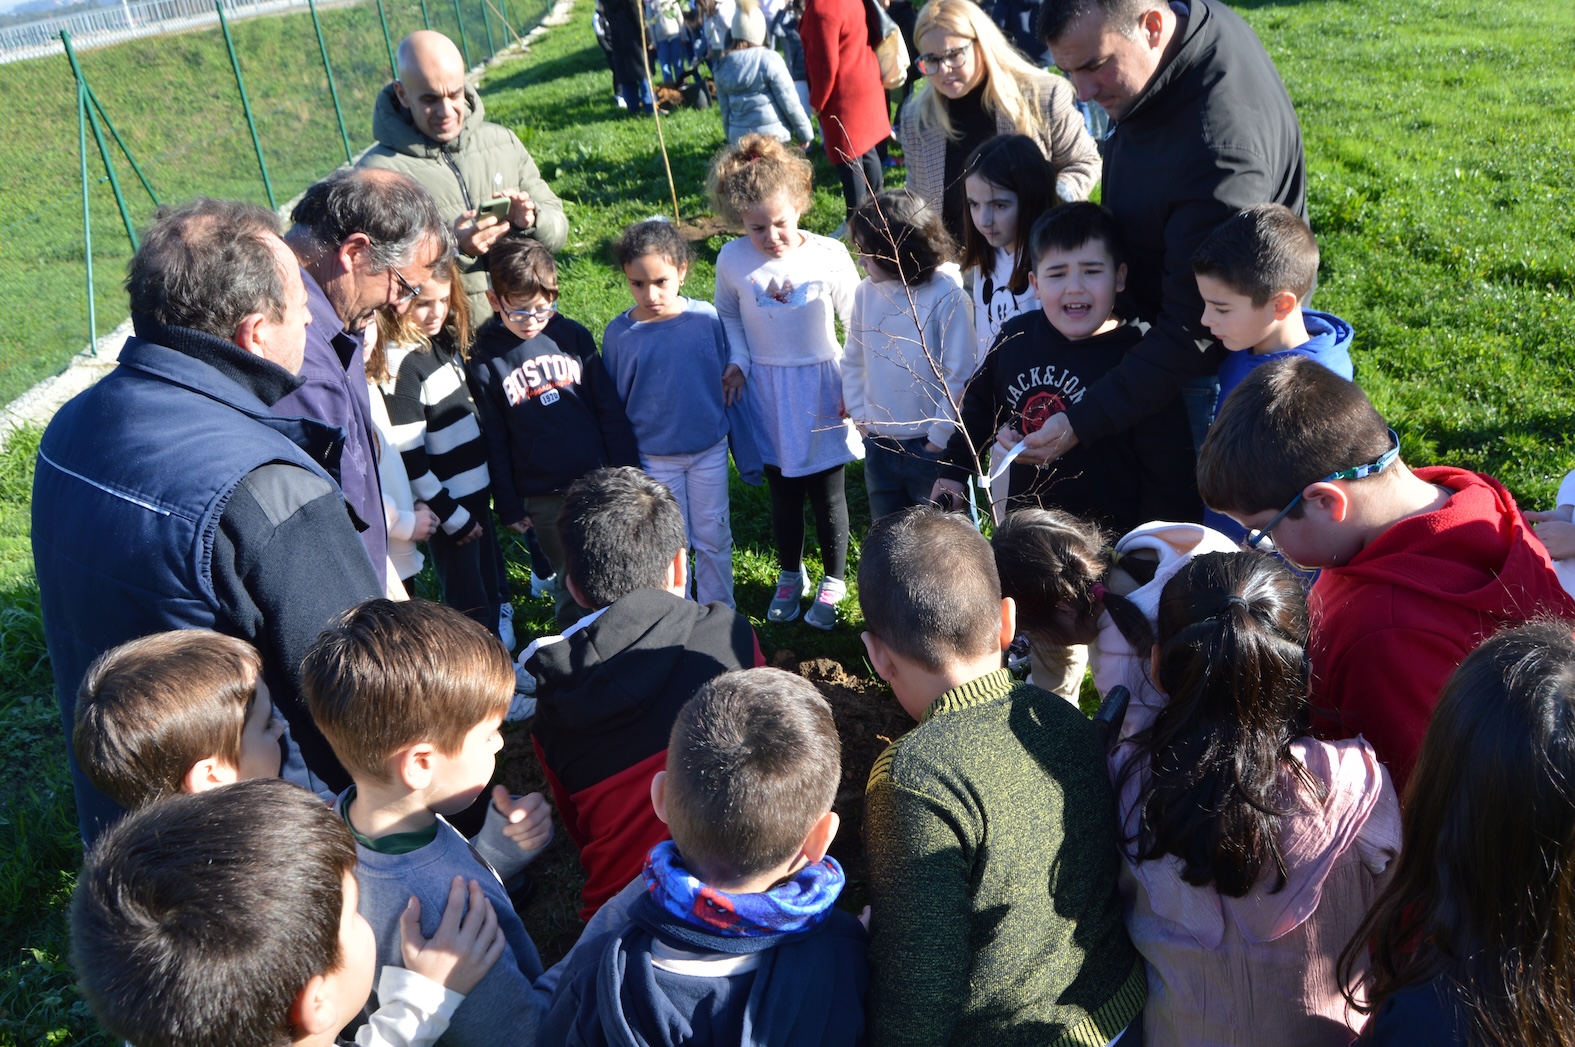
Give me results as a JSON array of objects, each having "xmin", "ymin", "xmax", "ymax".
[{"xmin": 714, "ymin": 45, "xmax": 812, "ymax": 144}]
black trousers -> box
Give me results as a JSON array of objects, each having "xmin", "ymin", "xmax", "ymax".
[
  {"xmin": 764, "ymin": 464, "xmax": 849, "ymax": 580},
  {"xmin": 428, "ymin": 500, "xmax": 502, "ymax": 631},
  {"xmin": 835, "ymin": 147, "xmax": 884, "ymax": 217}
]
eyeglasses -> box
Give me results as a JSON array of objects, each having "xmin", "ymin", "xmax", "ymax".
[
  {"xmin": 503, "ymin": 301, "xmax": 557, "ymax": 324},
  {"xmin": 916, "ymin": 43, "xmax": 972, "ymax": 76},
  {"xmin": 388, "ymin": 265, "xmax": 422, "ymax": 305},
  {"xmin": 1245, "ymin": 428, "xmax": 1402, "ymax": 550}
]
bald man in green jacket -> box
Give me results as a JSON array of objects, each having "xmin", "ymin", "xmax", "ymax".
[{"xmin": 361, "ymin": 30, "xmax": 568, "ymax": 321}]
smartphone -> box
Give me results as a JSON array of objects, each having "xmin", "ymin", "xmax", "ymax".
[{"xmin": 475, "ymin": 196, "xmax": 511, "ymax": 221}]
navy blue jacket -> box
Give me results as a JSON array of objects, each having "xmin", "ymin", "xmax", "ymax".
[
  {"xmin": 544, "ymin": 892, "xmax": 869, "ymax": 1046},
  {"xmin": 465, "ymin": 314, "xmax": 639, "ymax": 524},
  {"xmin": 33, "ymin": 318, "xmax": 382, "ymax": 841}
]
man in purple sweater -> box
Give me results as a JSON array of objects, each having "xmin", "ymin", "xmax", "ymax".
[{"xmin": 277, "ymin": 168, "xmax": 453, "ymax": 576}]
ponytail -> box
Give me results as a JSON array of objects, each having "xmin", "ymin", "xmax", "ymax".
[{"xmin": 1130, "ymin": 551, "xmax": 1317, "ymax": 897}]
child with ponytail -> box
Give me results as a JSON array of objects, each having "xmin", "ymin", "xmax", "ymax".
[
  {"xmin": 992, "ymin": 511, "xmax": 1235, "ymax": 705},
  {"xmin": 1123, "ymin": 551, "xmax": 1400, "ymax": 1045},
  {"xmin": 709, "ymin": 133, "xmax": 862, "ymax": 630},
  {"xmin": 994, "ymin": 517, "xmax": 1401, "ymax": 1042}
]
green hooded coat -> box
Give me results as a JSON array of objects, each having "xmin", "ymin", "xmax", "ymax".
[{"xmin": 360, "ymin": 81, "xmax": 568, "ymax": 321}]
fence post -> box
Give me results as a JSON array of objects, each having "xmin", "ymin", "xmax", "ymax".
[
  {"xmin": 375, "ymin": 0, "xmax": 397, "ymax": 80},
  {"xmin": 77, "ymin": 78, "xmax": 98, "ymax": 356},
  {"xmin": 419, "ymin": 0, "xmax": 432, "ymax": 30},
  {"xmin": 215, "ymin": 0, "xmax": 278, "ymax": 209},
  {"xmin": 497, "ymin": 0, "xmax": 518, "ymax": 42},
  {"xmin": 84, "ymin": 83, "xmax": 159, "ymax": 207},
  {"xmin": 61, "ymin": 31, "xmax": 138, "ymax": 251},
  {"xmin": 307, "ymin": 0, "xmax": 354, "ymax": 165},
  {"xmin": 478, "ymin": 0, "xmax": 496, "ymax": 58},
  {"xmin": 450, "ymin": 0, "xmax": 473, "ymax": 68}
]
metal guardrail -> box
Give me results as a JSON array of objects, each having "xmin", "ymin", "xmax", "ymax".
[{"xmin": 0, "ymin": 0, "xmax": 312, "ymax": 62}]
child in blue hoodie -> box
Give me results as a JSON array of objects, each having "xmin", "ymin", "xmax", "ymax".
[
  {"xmin": 1192, "ymin": 203, "xmax": 1355, "ymax": 544},
  {"xmin": 542, "ymin": 667, "xmax": 868, "ymax": 1046}
]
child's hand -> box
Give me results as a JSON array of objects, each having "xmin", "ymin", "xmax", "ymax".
[
  {"xmin": 1528, "ymin": 505, "xmax": 1575, "ymax": 525},
  {"xmin": 1014, "ymin": 413, "xmax": 1079, "ymax": 465},
  {"xmin": 1530, "ymin": 513, "xmax": 1575, "ymax": 560},
  {"xmin": 994, "ymin": 424, "xmax": 1021, "ymax": 451},
  {"xmin": 929, "ymin": 478, "xmax": 966, "ymax": 512},
  {"xmin": 455, "ymin": 522, "xmax": 484, "ymax": 546},
  {"xmin": 399, "ymin": 877, "xmax": 505, "ymax": 996},
  {"xmin": 721, "ymin": 364, "xmax": 746, "ymax": 406},
  {"xmin": 411, "ymin": 502, "xmax": 439, "ymax": 541},
  {"xmin": 491, "ymin": 785, "xmax": 553, "ymax": 853}
]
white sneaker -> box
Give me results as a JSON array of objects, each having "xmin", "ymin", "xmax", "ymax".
[
  {"xmin": 530, "ymin": 570, "xmax": 557, "ymax": 599},
  {"xmin": 766, "ymin": 567, "xmax": 809, "ymax": 623},
  {"xmin": 498, "ymin": 603, "xmax": 516, "ymax": 651},
  {"xmin": 804, "ymin": 577, "xmax": 845, "ymax": 631}
]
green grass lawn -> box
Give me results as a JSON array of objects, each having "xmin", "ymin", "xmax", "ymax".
[{"xmin": 5, "ymin": 0, "xmax": 1575, "ymax": 1040}]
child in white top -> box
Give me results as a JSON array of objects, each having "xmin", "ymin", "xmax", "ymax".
[
  {"xmin": 367, "ymin": 311, "xmax": 439, "ymax": 598},
  {"xmin": 603, "ymin": 218, "xmax": 739, "ymax": 608},
  {"xmin": 843, "ymin": 188, "xmax": 975, "ymax": 521},
  {"xmin": 710, "ymin": 133, "xmax": 861, "ymax": 629},
  {"xmin": 1527, "ymin": 468, "xmax": 1575, "ymax": 596},
  {"xmin": 961, "ymin": 134, "xmax": 1060, "ymax": 364}
]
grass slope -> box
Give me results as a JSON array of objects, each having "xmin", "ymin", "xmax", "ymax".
[
  {"xmin": 0, "ymin": 0, "xmax": 549, "ymax": 407},
  {"xmin": 5, "ymin": 0, "xmax": 1575, "ymax": 1040}
]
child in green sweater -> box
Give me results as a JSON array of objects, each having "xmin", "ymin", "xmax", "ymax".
[{"xmin": 858, "ymin": 507, "xmax": 1146, "ymax": 1046}]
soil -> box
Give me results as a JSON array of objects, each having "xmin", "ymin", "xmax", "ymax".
[
  {"xmin": 677, "ymin": 214, "xmax": 732, "ymax": 243},
  {"xmin": 497, "ymin": 652, "xmax": 910, "ymax": 965},
  {"xmin": 770, "ymin": 650, "xmax": 913, "ymax": 897}
]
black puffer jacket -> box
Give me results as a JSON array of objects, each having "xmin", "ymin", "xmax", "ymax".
[{"xmin": 1063, "ymin": 0, "xmax": 1305, "ymax": 446}]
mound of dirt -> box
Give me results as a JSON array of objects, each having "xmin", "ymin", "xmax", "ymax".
[{"xmin": 773, "ymin": 651, "xmax": 913, "ymax": 891}]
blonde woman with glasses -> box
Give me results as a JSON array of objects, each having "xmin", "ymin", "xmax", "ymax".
[{"xmin": 900, "ymin": 0, "xmax": 1099, "ymax": 242}]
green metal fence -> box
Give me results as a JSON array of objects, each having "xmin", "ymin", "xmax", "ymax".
[{"xmin": 0, "ymin": 0, "xmax": 551, "ymax": 407}]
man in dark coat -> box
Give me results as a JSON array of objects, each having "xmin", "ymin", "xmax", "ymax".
[
  {"xmin": 1021, "ymin": 0, "xmax": 1305, "ymax": 464},
  {"xmin": 33, "ymin": 198, "xmax": 384, "ymax": 843}
]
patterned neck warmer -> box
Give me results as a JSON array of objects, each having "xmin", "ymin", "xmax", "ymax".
[{"xmin": 641, "ymin": 839, "xmax": 845, "ymax": 939}]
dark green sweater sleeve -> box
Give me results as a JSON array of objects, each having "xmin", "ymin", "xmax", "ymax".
[{"xmin": 865, "ymin": 752, "xmax": 976, "ymax": 1047}]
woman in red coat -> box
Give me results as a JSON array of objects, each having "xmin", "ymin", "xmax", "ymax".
[{"xmin": 800, "ymin": 0, "xmax": 891, "ymax": 217}]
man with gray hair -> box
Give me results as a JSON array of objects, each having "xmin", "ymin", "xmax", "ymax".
[
  {"xmin": 1018, "ymin": 0, "xmax": 1304, "ymax": 471},
  {"xmin": 33, "ymin": 198, "xmax": 384, "ymax": 844},
  {"xmin": 360, "ymin": 29, "xmax": 568, "ymax": 321},
  {"xmin": 274, "ymin": 167, "xmax": 453, "ymax": 580}
]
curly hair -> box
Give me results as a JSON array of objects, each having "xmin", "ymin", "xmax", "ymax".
[
  {"xmin": 706, "ymin": 133, "xmax": 814, "ymax": 227},
  {"xmin": 612, "ymin": 217, "xmax": 693, "ymax": 271}
]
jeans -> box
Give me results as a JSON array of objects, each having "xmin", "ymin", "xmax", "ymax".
[
  {"xmin": 863, "ymin": 434, "xmax": 942, "ymax": 521},
  {"xmin": 520, "ymin": 492, "xmax": 585, "ymax": 630},
  {"xmin": 655, "ymin": 36, "xmax": 686, "ymax": 84},
  {"xmin": 641, "ymin": 438, "xmax": 735, "ymax": 608},
  {"xmin": 1182, "ymin": 373, "xmax": 1221, "ymax": 455}
]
